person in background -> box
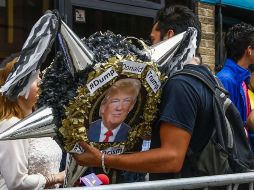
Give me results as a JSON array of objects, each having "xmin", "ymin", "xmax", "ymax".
[
  {"xmin": 248, "ymin": 64, "xmax": 254, "ymax": 109},
  {"xmin": 73, "ymin": 5, "xmax": 217, "ymax": 180},
  {"xmin": 0, "ymin": 53, "xmax": 65, "ymax": 190},
  {"xmin": 216, "ymin": 23, "xmax": 254, "ymax": 148},
  {"xmin": 247, "ymin": 64, "xmax": 254, "ymax": 150}
]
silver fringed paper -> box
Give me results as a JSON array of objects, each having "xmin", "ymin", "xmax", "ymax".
[
  {"xmin": 149, "ymin": 31, "xmax": 185, "ymax": 66},
  {"xmin": 0, "ymin": 107, "xmax": 57, "ymax": 140},
  {"xmin": 0, "ymin": 11, "xmax": 59, "ymax": 100},
  {"xmin": 60, "ymin": 20, "xmax": 94, "ymax": 71},
  {"xmin": 64, "ymin": 151, "xmax": 88, "ymax": 187}
]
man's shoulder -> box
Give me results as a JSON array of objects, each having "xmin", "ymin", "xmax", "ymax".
[
  {"xmin": 216, "ymin": 59, "xmax": 240, "ymax": 79},
  {"xmin": 121, "ymin": 122, "xmax": 131, "ymax": 130},
  {"xmin": 168, "ymin": 65, "xmax": 211, "ymax": 88},
  {"xmin": 89, "ymin": 119, "xmax": 102, "ymax": 128},
  {"xmin": 216, "ymin": 68, "xmax": 237, "ymax": 89},
  {"xmin": 162, "ymin": 65, "xmax": 213, "ymax": 105},
  {"xmin": 216, "ymin": 67, "xmax": 235, "ymax": 80}
]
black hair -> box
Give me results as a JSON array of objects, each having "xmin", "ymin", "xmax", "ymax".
[
  {"xmin": 155, "ymin": 5, "xmax": 201, "ymax": 47},
  {"xmin": 249, "ymin": 64, "xmax": 254, "ymax": 73},
  {"xmin": 225, "ymin": 22, "xmax": 254, "ymax": 62}
]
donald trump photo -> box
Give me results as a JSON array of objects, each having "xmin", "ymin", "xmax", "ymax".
[{"xmin": 88, "ymin": 78, "xmax": 141, "ymax": 143}]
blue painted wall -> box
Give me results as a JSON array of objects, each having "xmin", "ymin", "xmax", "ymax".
[{"xmin": 200, "ymin": 0, "xmax": 254, "ymax": 11}]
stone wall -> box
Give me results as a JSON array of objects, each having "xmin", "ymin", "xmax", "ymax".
[{"xmin": 195, "ymin": 2, "xmax": 216, "ymax": 72}]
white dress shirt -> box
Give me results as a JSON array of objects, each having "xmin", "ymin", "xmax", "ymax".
[{"xmin": 99, "ymin": 121, "xmax": 121, "ymax": 142}]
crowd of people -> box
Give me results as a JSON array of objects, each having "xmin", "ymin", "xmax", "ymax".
[{"xmin": 0, "ymin": 3, "xmax": 254, "ymax": 190}]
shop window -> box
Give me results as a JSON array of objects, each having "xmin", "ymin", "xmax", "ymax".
[
  {"xmin": 215, "ymin": 5, "xmax": 254, "ymax": 72},
  {"xmin": 73, "ymin": 7, "xmax": 153, "ymax": 42},
  {"xmin": 0, "ymin": 0, "xmax": 53, "ymax": 59}
]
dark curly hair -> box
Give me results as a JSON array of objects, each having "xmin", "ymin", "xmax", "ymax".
[
  {"xmin": 249, "ymin": 64, "xmax": 254, "ymax": 73},
  {"xmin": 155, "ymin": 5, "xmax": 201, "ymax": 47},
  {"xmin": 225, "ymin": 22, "xmax": 254, "ymax": 62}
]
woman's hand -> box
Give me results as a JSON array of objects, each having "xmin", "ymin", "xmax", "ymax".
[
  {"xmin": 55, "ymin": 171, "xmax": 65, "ymax": 184},
  {"xmin": 45, "ymin": 171, "xmax": 66, "ymax": 188}
]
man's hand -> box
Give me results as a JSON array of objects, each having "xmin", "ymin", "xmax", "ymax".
[
  {"xmin": 73, "ymin": 141, "xmax": 102, "ymax": 167},
  {"xmin": 72, "ymin": 122, "xmax": 191, "ymax": 173}
]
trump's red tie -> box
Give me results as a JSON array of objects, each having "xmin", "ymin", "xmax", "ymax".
[{"xmin": 103, "ymin": 130, "xmax": 113, "ymax": 142}]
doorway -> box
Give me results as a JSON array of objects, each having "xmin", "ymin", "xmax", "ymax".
[{"xmin": 56, "ymin": 0, "xmax": 165, "ymax": 41}]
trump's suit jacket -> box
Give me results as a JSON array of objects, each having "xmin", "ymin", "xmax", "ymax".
[{"xmin": 88, "ymin": 119, "xmax": 130, "ymax": 142}]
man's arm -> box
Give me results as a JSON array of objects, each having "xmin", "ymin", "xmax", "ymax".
[{"xmin": 73, "ymin": 121, "xmax": 191, "ymax": 173}]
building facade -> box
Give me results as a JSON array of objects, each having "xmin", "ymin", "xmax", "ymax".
[
  {"xmin": 1, "ymin": 0, "xmax": 254, "ymax": 72},
  {"xmin": 196, "ymin": 0, "xmax": 254, "ymax": 72}
]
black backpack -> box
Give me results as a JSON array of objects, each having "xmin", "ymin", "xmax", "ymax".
[{"xmin": 171, "ymin": 65, "xmax": 254, "ymax": 176}]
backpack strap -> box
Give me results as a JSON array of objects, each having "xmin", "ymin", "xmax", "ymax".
[
  {"xmin": 170, "ymin": 65, "xmax": 229, "ymax": 143},
  {"xmin": 169, "ymin": 65, "xmax": 232, "ymax": 150},
  {"xmin": 169, "ymin": 66, "xmax": 227, "ymax": 95},
  {"xmin": 169, "ymin": 66, "xmax": 254, "ymax": 176}
]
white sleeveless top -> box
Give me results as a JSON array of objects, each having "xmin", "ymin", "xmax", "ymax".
[{"xmin": 0, "ymin": 117, "xmax": 62, "ymax": 190}]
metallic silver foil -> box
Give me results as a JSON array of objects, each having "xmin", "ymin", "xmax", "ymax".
[
  {"xmin": 60, "ymin": 20, "xmax": 94, "ymax": 71},
  {"xmin": 0, "ymin": 107, "xmax": 57, "ymax": 140},
  {"xmin": 149, "ymin": 31, "xmax": 186, "ymax": 66},
  {"xmin": 64, "ymin": 148, "xmax": 88, "ymax": 187}
]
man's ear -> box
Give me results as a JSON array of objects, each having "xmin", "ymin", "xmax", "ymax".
[
  {"xmin": 166, "ymin": 29, "xmax": 175, "ymax": 39},
  {"xmin": 247, "ymin": 46, "xmax": 253, "ymax": 56}
]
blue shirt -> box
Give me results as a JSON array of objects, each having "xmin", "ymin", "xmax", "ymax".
[{"xmin": 216, "ymin": 58, "xmax": 250, "ymax": 124}]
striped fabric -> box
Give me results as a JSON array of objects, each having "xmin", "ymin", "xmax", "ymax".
[{"xmin": 0, "ymin": 11, "xmax": 59, "ymax": 100}]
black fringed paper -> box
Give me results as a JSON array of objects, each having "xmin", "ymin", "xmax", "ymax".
[
  {"xmin": 83, "ymin": 31, "xmax": 149, "ymax": 63},
  {"xmin": 37, "ymin": 30, "xmax": 149, "ymax": 147}
]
